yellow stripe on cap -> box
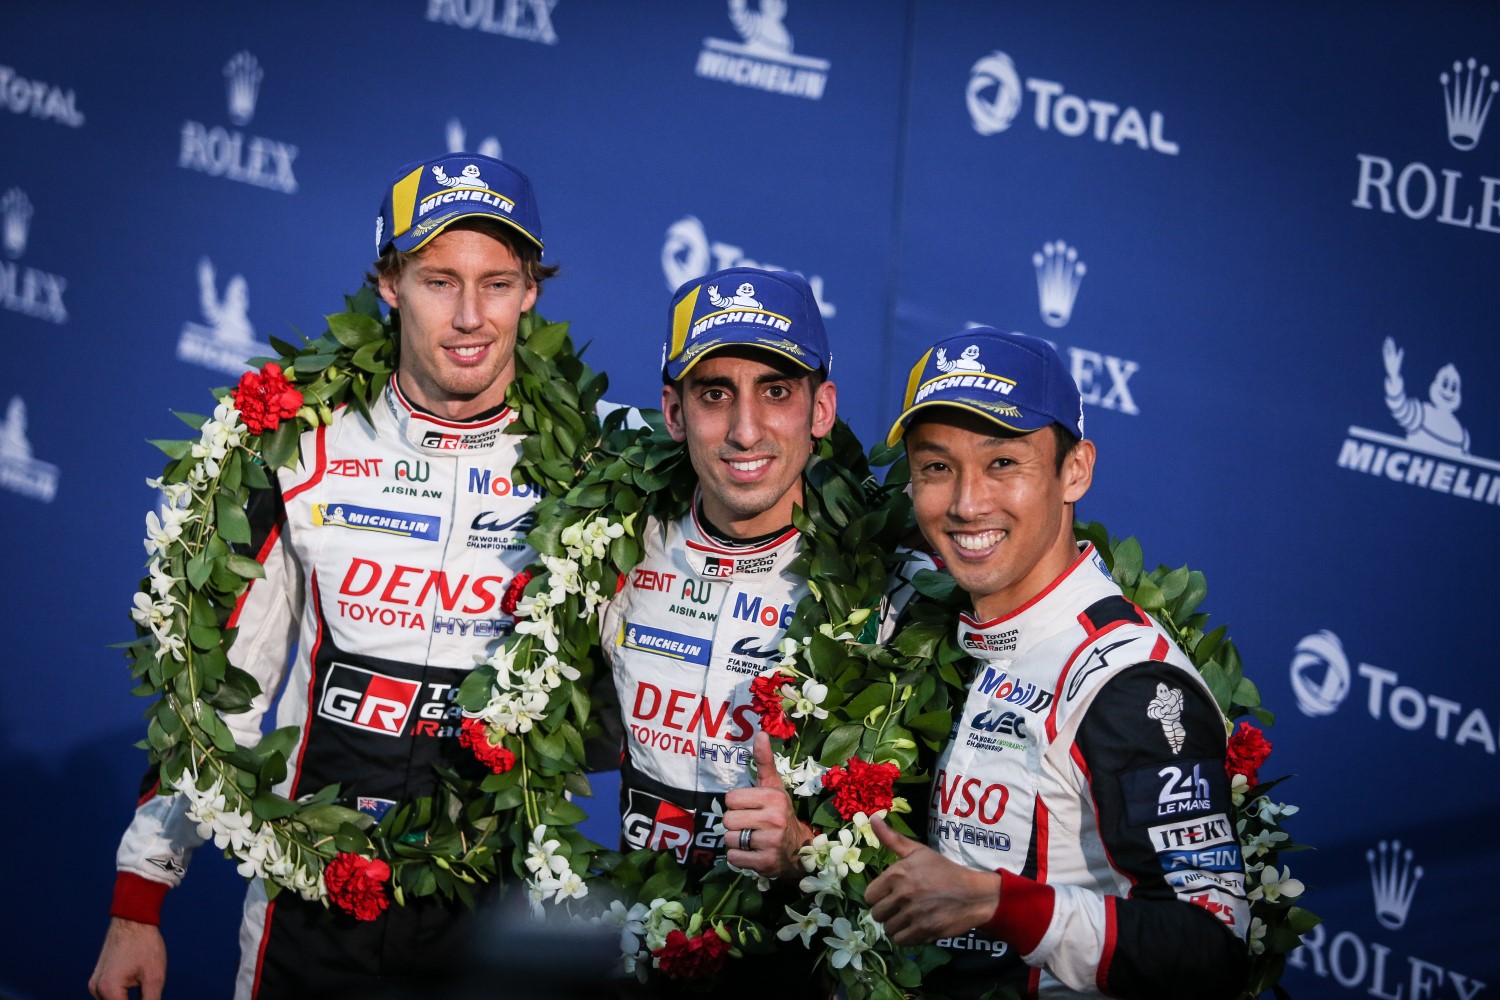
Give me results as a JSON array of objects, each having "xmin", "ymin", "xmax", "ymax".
[
  {"xmin": 901, "ymin": 348, "xmax": 934, "ymax": 411},
  {"xmin": 668, "ymin": 285, "xmax": 702, "ymax": 364},
  {"xmin": 390, "ymin": 166, "xmax": 424, "ymax": 241}
]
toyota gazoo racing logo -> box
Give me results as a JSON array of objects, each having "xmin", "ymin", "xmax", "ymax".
[
  {"xmin": 621, "ymin": 789, "xmax": 720, "ymax": 868},
  {"xmin": 317, "ymin": 663, "xmax": 422, "ymax": 736}
]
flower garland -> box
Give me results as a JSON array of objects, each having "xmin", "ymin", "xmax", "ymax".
[
  {"xmin": 128, "ymin": 281, "xmax": 1314, "ymax": 996},
  {"xmin": 125, "ymin": 287, "xmax": 610, "ymax": 917}
]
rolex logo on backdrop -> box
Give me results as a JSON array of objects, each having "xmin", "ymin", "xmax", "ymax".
[
  {"xmin": 425, "ymin": 0, "xmax": 559, "ymax": 45},
  {"xmin": 175, "ymin": 257, "xmax": 276, "ymax": 376},
  {"xmin": 1352, "ymin": 55, "xmax": 1499, "ymax": 233},
  {"xmin": 1335, "ymin": 336, "xmax": 1498, "ymax": 507},
  {"xmin": 0, "ymin": 396, "xmax": 59, "ymax": 503},
  {"xmin": 1289, "ymin": 834, "xmax": 1485, "ymax": 998},
  {"xmin": 0, "ymin": 188, "xmax": 67, "ymax": 325},
  {"xmin": 661, "ymin": 215, "xmax": 836, "ymax": 318},
  {"xmin": 694, "ymin": 0, "xmax": 830, "ymax": 101},
  {"xmin": 965, "ymin": 49, "xmax": 1179, "ymax": 156},
  {"xmin": 178, "ymin": 51, "xmax": 299, "ymax": 194},
  {"xmin": 1032, "ymin": 240, "xmax": 1085, "ymax": 328}
]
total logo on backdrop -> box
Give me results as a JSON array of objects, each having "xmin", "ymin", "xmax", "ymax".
[
  {"xmin": 0, "ymin": 187, "xmax": 67, "ymax": 325},
  {"xmin": 0, "ymin": 63, "xmax": 84, "ymax": 127},
  {"xmin": 1335, "ymin": 336, "xmax": 1498, "ymax": 507},
  {"xmin": 695, "ymin": 0, "xmax": 829, "ymax": 101},
  {"xmin": 179, "ymin": 51, "xmax": 298, "ymax": 194},
  {"xmin": 1289, "ymin": 630, "xmax": 1495, "ymax": 755},
  {"xmin": 1288, "ymin": 838, "xmax": 1486, "ymax": 999},
  {"xmin": 0, "ymin": 396, "xmax": 59, "ymax": 503},
  {"xmin": 662, "ymin": 215, "xmax": 836, "ymax": 318},
  {"xmin": 425, "ymin": 0, "xmax": 558, "ymax": 45},
  {"xmin": 175, "ymin": 257, "xmax": 276, "ymax": 376},
  {"xmin": 1352, "ymin": 56, "xmax": 1499, "ymax": 235},
  {"xmin": 966, "ymin": 49, "xmax": 1178, "ymax": 156}
]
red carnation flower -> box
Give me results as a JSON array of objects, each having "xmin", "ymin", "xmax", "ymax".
[
  {"xmin": 653, "ymin": 927, "xmax": 732, "ymax": 980},
  {"xmin": 749, "ymin": 671, "xmax": 797, "ymax": 739},
  {"xmin": 501, "ymin": 570, "xmax": 534, "ymax": 616},
  {"xmin": 323, "ymin": 852, "xmax": 391, "ymax": 921},
  {"xmin": 1225, "ymin": 721, "xmax": 1273, "ymax": 785},
  {"xmin": 821, "ymin": 756, "xmax": 901, "ymax": 820},
  {"xmin": 232, "ymin": 363, "xmax": 303, "ymax": 435},
  {"xmin": 459, "ymin": 717, "xmax": 517, "ymax": 774}
]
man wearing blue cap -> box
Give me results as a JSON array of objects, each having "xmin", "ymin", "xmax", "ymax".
[
  {"xmin": 600, "ymin": 266, "xmax": 841, "ymax": 884},
  {"xmin": 863, "ymin": 329, "xmax": 1249, "ymax": 998},
  {"xmin": 92, "ymin": 154, "xmax": 567, "ymax": 1000}
]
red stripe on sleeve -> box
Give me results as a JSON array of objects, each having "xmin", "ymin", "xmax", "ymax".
[
  {"xmin": 110, "ymin": 871, "xmax": 171, "ymax": 925},
  {"xmin": 1097, "ymin": 894, "xmax": 1120, "ymax": 992}
]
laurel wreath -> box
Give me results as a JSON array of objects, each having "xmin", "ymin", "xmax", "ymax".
[{"xmin": 126, "ymin": 285, "xmax": 1313, "ymax": 997}]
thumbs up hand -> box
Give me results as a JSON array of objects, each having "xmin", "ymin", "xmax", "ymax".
[
  {"xmin": 723, "ymin": 731, "xmax": 813, "ymax": 878},
  {"xmin": 864, "ymin": 816, "xmax": 1004, "ymax": 945}
]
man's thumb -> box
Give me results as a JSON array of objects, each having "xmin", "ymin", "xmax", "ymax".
[
  {"xmin": 872, "ymin": 815, "xmax": 922, "ymax": 858},
  {"xmin": 753, "ymin": 731, "xmax": 781, "ymax": 788}
]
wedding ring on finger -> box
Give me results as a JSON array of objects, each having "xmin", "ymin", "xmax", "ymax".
[{"xmin": 739, "ymin": 828, "xmax": 753, "ymax": 851}]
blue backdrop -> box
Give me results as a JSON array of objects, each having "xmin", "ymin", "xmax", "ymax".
[{"xmin": 1, "ymin": 2, "xmax": 1495, "ymax": 997}]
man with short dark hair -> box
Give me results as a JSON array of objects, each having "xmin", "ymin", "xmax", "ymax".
[
  {"xmin": 602, "ymin": 267, "xmax": 841, "ymax": 881},
  {"xmin": 91, "ymin": 153, "xmax": 574, "ymax": 1000},
  {"xmin": 865, "ymin": 328, "xmax": 1249, "ymax": 999}
]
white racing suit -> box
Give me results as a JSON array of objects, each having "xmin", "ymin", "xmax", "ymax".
[
  {"xmin": 926, "ymin": 544, "xmax": 1249, "ymax": 1000},
  {"xmin": 600, "ymin": 501, "xmax": 927, "ymax": 877},
  {"xmin": 110, "ymin": 377, "xmax": 549, "ymax": 998}
]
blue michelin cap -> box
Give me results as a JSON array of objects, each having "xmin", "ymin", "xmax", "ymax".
[
  {"xmin": 663, "ymin": 267, "xmax": 830, "ymax": 382},
  {"xmin": 887, "ymin": 328, "xmax": 1083, "ymax": 447},
  {"xmin": 376, "ymin": 153, "xmax": 544, "ymax": 256}
]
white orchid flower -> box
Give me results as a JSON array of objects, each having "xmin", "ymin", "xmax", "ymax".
[
  {"xmin": 777, "ymin": 904, "xmax": 832, "ymax": 947},
  {"xmin": 825, "ymin": 916, "xmax": 873, "ymax": 970},
  {"xmin": 788, "ymin": 678, "xmax": 829, "ymax": 721},
  {"xmin": 1248, "ymin": 864, "xmax": 1304, "ymax": 903}
]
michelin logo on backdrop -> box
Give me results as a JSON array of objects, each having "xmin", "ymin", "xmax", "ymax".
[
  {"xmin": 1352, "ymin": 56, "xmax": 1499, "ymax": 234},
  {"xmin": 0, "ymin": 188, "xmax": 67, "ymax": 325},
  {"xmin": 696, "ymin": 0, "xmax": 830, "ymax": 101},
  {"xmin": 179, "ymin": 51, "xmax": 298, "ymax": 194},
  {"xmin": 966, "ymin": 49, "xmax": 1178, "ymax": 155},
  {"xmin": 426, "ymin": 0, "xmax": 558, "ymax": 44},
  {"xmin": 447, "ymin": 118, "xmax": 501, "ymax": 160},
  {"xmin": 0, "ymin": 397, "xmax": 59, "ymax": 503},
  {"xmin": 1335, "ymin": 336, "xmax": 1498, "ymax": 506},
  {"xmin": 1289, "ymin": 630, "xmax": 1495, "ymax": 755},
  {"xmin": 663, "ymin": 215, "xmax": 836, "ymax": 318},
  {"xmin": 176, "ymin": 257, "xmax": 276, "ymax": 376},
  {"xmin": 1289, "ymin": 836, "xmax": 1484, "ymax": 999},
  {"xmin": 0, "ymin": 63, "xmax": 85, "ymax": 127}
]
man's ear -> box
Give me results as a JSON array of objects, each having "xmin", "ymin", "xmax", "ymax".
[
  {"xmin": 661, "ymin": 383, "xmax": 688, "ymax": 443},
  {"xmin": 377, "ymin": 270, "xmax": 400, "ymax": 312},
  {"xmin": 810, "ymin": 379, "xmax": 837, "ymax": 439},
  {"xmin": 1062, "ymin": 438, "xmax": 1096, "ymax": 504}
]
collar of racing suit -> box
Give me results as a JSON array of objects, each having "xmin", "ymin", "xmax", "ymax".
[
  {"xmin": 955, "ymin": 542, "xmax": 1117, "ymax": 663},
  {"xmin": 383, "ymin": 374, "xmax": 522, "ymax": 455}
]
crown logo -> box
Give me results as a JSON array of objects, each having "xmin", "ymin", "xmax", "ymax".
[
  {"xmin": 1, "ymin": 188, "xmax": 32, "ymax": 260},
  {"xmin": 224, "ymin": 51, "xmax": 263, "ymax": 126},
  {"xmin": 1441, "ymin": 57, "xmax": 1497, "ymax": 151},
  {"xmin": 1367, "ymin": 839, "xmax": 1423, "ymax": 930},
  {"xmin": 1032, "ymin": 240, "xmax": 1086, "ymax": 328}
]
